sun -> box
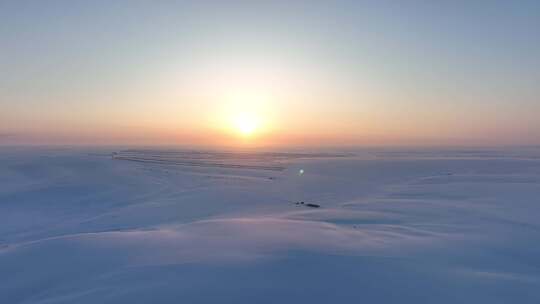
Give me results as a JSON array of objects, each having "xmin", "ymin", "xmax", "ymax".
[
  {"xmin": 233, "ymin": 113, "xmax": 258, "ymax": 136},
  {"xmin": 217, "ymin": 91, "xmax": 270, "ymax": 139}
]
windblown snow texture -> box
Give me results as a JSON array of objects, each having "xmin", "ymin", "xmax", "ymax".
[{"xmin": 1, "ymin": 147, "xmax": 540, "ymax": 303}]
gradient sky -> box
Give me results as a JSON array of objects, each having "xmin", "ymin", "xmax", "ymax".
[{"xmin": 1, "ymin": 0, "xmax": 539, "ymax": 147}]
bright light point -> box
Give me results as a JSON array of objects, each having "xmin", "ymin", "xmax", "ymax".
[
  {"xmin": 217, "ymin": 91, "xmax": 272, "ymax": 139},
  {"xmin": 233, "ymin": 113, "xmax": 259, "ymax": 136}
]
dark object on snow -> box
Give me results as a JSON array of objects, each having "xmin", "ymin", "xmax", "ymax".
[{"xmin": 295, "ymin": 201, "xmax": 319, "ymax": 208}]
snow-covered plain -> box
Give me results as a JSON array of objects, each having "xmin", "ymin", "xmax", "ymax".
[{"xmin": 1, "ymin": 146, "xmax": 540, "ymax": 303}]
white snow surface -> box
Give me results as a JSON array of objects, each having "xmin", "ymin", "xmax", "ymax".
[{"xmin": 1, "ymin": 146, "xmax": 540, "ymax": 303}]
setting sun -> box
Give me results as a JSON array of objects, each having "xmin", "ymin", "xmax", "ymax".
[
  {"xmin": 215, "ymin": 91, "xmax": 271, "ymax": 139},
  {"xmin": 233, "ymin": 113, "xmax": 259, "ymax": 136}
]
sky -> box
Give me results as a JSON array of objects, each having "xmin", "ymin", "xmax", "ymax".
[{"xmin": 1, "ymin": 0, "xmax": 539, "ymax": 147}]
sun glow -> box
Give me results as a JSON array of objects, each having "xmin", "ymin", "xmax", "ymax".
[
  {"xmin": 209, "ymin": 86, "xmax": 276, "ymax": 141},
  {"xmin": 233, "ymin": 113, "xmax": 259, "ymax": 136},
  {"xmin": 216, "ymin": 90, "xmax": 272, "ymax": 139}
]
